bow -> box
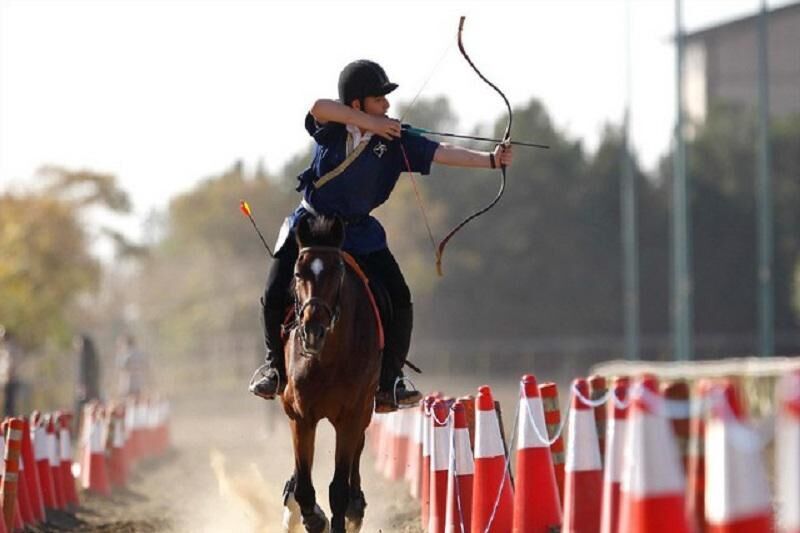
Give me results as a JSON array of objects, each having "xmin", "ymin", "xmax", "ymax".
[{"xmin": 433, "ymin": 16, "xmax": 513, "ymax": 276}]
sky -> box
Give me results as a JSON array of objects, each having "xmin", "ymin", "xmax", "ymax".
[{"xmin": 0, "ymin": 0, "xmax": 792, "ymax": 240}]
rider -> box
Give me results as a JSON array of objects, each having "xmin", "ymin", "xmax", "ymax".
[{"xmin": 251, "ymin": 59, "xmax": 513, "ymax": 412}]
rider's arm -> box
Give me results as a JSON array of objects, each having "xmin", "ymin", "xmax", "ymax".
[
  {"xmin": 310, "ymin": 99, "xmax": 372, "ymax": 129},
  {"xmin": 433, "ymin": 143, "xmax": 513, "ymax": 169}
]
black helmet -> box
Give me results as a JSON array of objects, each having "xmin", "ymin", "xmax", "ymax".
[{"xmin": 338, "ymin": 60, "xmax": 398, "ymax": 106}]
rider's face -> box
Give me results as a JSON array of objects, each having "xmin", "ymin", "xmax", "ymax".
[{"xmin": 353, "ymin": 95, "xmax": 390, "ymax": 116}]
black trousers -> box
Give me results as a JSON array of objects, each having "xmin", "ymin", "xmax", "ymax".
[{"xmin": 263, "ymin": 237, "xmax": 411, "ymax": 316}]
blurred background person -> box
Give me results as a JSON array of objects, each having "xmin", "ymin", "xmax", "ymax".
[
  {"xmin": 0, "ymin": 325, "xmax": 23, "ymax": 417},
  {"xmin": 116, "ymin": 334, "xmax": 151, "ymax": 398},
  {"xmin": 74, "ymin": 333, "xmax": 101, "ymax": 415}
]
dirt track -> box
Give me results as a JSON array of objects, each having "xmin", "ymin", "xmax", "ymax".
[{"xmin": 52, "ymin": 373, "xmax": 535, "ymax": 532}]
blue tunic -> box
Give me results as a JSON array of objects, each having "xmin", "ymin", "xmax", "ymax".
[{"xmin": 276, "ymin": 113, "xmax": 439, "ymax": 255}]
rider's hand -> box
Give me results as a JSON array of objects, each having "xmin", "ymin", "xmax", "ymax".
[
  {"xmin": 367, "ymin": 116, "xmax": 402, "ymax": 141},
  {"xmin": 493, "ymin": 143, "xmax": 513, "ymax": 167}
]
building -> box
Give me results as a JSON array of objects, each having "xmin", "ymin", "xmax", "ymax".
[{"xmin": 683, "ymin": 2, "xmax": 800, "ymax": 123}]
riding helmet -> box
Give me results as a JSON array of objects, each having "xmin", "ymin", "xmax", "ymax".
[{"xmin": 338, "ymin": 59, "xmax": 398, "ymax": 106}]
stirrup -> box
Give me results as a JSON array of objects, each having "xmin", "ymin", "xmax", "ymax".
[
  {"xmin": 374, "ymin": 376, "xmax": 421, "ymax": 413},
  {"xmin": 249, "ymin": 363, "xmax": 284, "ymax": 399}
]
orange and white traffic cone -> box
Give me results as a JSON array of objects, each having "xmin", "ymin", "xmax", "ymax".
[
  {"xmin": 81, "ymin": 406, "xmax": 111, "ymax": 496},
  {"xmin": 618, "ymin": 375, "xmax": 689, "ymax": 533},
  {"xmin": 30, "ymin": 412, "xmax": 58, "ymax": 511},
  {"xmin": 46, "ymin": 415, "xmax": 67, "ymax": 509},
  {"xmin": 540, "ymin": 382, "xmax": 566, "ymax": 505},
  {"xmin": 57, "ymin": 412, "xmax": 79, "ymax": 507},
  {"xmin": 108, "ymin": 405, "xmax": 129, "ymax": 489},
  {"xmin": 563, "ymin": 378, "xmax": 603, "ymax": 533},
  {"xmin": 599, "ymin": 377, "xmax": 630, "ymax": 533},
  {"xmin": 686, "ymin": 379, "xmax": 712, "ymax": 532},
  {"xmin": 15, "ymin": 442, "xmax": 36, "ymax": 527},
  {"xmin": 662, "ymin": 380, "xmax": 690, "ymax": 473},
  {"xmin": 20, "ymin": 418, "xmax": 45, "ymax": 524},
  {"xmin": 445, "ymin": 400, "xmax": 473, "ymax": 533},
  {"xmin": 704, "ymin": 381, "xmax": 772, "ymax": 533},
  {"xmin": 2, "ymin": 418, "xmax": 24, "ymax": 533},
  {"xmin": 421, "ymin": 395, "xmax": 436, "ymax": 529},
  {"xmin": 513, "ymin": 374, "xmax": 562, "ymax": 532},
  {"xmin": 589, "ymin": 375, "xmax": 608, "ymax": 462},
  {"xmin": 428, "ymin": 399, "xmax": 451, "ymax": 533},
  {"xmin": 777, "ymin": 369, "xmax": 800, "ymax": 533},
  {"xmin": 406, "ymin": 402, "xmax": 424, "ymax": 499},
  {"xmin": 471, "ymin": 385, "xmax": 513, "ymax": 533}
]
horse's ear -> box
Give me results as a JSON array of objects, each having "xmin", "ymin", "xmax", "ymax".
[
  {"xmin": 295, "ymin": 213, "xmax": 313, "ymax": 247},
  {"xmin": 331, "ymin": 216, "xmax": 345, "ymax": 248}
]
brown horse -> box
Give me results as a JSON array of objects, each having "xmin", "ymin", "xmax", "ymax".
[{"xmin": 280, "ymin": 215, "xmax": 382, "ymax": 533}]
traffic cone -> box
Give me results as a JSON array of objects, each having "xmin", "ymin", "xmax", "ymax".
[
  {"xmin": 108, "ymin": 405, "xmax": 129, "ymax": 489},
  {"xmin": 15, "ymin": 445, "xmax": 36, "ymax": 527},
  {"xmin": 30, "ymin": 412, "xmax": 58, "ymax": 511},
  {"xmin": 686, "ymin": 379, "xmax": 712, "ymax": 532},
  {"xmin": 777, "ymin": 369, "xmax": 800, "ymax": 533},
  {"xmin": 421, "ymin": 395, "xmax": 436, "ymax": 530},
  {"xmin": 512, "ymin": 374, "xmax": 561, "ymax": 532},
  {"xmin": 600, "ymin": 377, "xmax": 630, "ymax": 533},
  {"xmin": 445, "ymin": 400, "xmax": 474, "ymax": 533},
  {"xmin": 704, "ymin": 381, "xmax": 772, "ymax": 532},
  {"xmin": 470, "ymin": 385, "xmax": 513, "ymax": 533},
  {"xmin": 20, "ymin": 418, "xmax": 45, "ymax": 523},
  {"xmin": 406, "ymin": 402, "xmax": 424, "ymax": 499},
  {"xmin": 0, "ymin": 432, "xmax": 8, "ymax": 533},
  {"xmin": 81, "ymin": 406, "xmax": 111, "ymax": 496},
  {"xmin": 662, "ymin": 380, "xmax": 691, "ymax": 472},
  {"xmin": 2, "ymin": 418, "xmax": 24, "ymax": 532},
  {"xmin": 428, "ymin": 399, "xmax": 451, "ymax": 533},
  {"xmin": 540, "ymin": 382, "xmax": 566, "ymax": 504},
  {"xmin": 563, "ymin": 378, "xmax": 603, "ymax": 533},
  {"xmin": 46, "ymin": 415, "xmax": 67, "ymax": 509},
  {"xmin": 589, "ymin": 375, "xmax": 608, "ymax": 462},
  {"xmin": 57, "ymin": 412, "xmax": 79, "ymax": 507},
  {"xmin": 618, "ymin": 375, "xmax": 689, "ymax": 533}
]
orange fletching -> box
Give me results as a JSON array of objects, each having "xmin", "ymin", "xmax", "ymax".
[{"xmin": 239, "ymin": 200, "xmax": 252, "ymax": 217}]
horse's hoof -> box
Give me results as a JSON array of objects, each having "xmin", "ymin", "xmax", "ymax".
[
  {"xmin": 282, "ymin": 489, "xmax": 303, "ymax": 533},
  {"xmin": 344, "ymin": 516, "xmax": 363, "ymax": 533},
  {"xmin": 302, "ymin": 504, "xmax": 329, "ymax": 533},
  {"xmin": 344, "ymin": 491, "xmax": 366, "ymax": 532}
]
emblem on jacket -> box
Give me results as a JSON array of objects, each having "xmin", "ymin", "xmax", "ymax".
[{"xmin": 373, "ymin": 142, "xmax": 388, "ymax": 158}]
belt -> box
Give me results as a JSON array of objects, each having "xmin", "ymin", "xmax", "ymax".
[{"xmin": 300, "ymin": 199, "xmax": 367, "ymax": 226}]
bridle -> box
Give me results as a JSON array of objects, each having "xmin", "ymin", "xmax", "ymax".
[{"xmin": 293, "ymin": 246, "xmax": 345, "ymax": 354}]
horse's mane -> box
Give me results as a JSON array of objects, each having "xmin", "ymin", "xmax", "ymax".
[{"xmin": 296, "ymin": 215, "xmax": 344, "ymax": 249}]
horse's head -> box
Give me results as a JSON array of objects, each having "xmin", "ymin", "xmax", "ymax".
[{"xmin": 293, "ymin": 214, "xmax": 346, "ymax": 356}]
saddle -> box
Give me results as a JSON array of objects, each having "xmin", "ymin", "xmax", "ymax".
[{"xmin": 282, "ymin": 252, "xmax": 387, "ymax": 350}]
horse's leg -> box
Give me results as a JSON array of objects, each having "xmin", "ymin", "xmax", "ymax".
[
  {"xmin": 345, "ymin": 432, "xmax": 367, "ymax": 531},
  {"xmin": 290, "ymin": 419, "xmax": 329, "ymax": 533},
  {"xmin": 329, "ymin": 420, "xmax": 365, "ymax": 533}
]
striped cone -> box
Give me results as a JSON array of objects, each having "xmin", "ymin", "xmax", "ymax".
[
  {"xmin": 704, "ymin": 382, "xmax": 772, "ymax": 532},
  {"xmin": 57, "ymin": 412, "xmax": 79, "ymax": 507},
  {"xmin": 470, "ymin": 385, "xmax": 513, "ymax": 533},
  {"xmin": 686, "ymin": 379, "xmax": 712, "ymax": 531},
  {"xmin": 406, "ymin": 403, "xmax": 424, "ymax": 499},
  {"xmin": 777, "ymin": 370, "xmax": 800, "ymax": 533},
  {"xmin": 563, "ymin": 378, "xmax": 603, "ymax": 533},
  {"xmin": 618, "ymin": 375, "xmax": 689, "ymax": 533},
  {"xmin": 540, "ymin": 382, "xmax": 566, "ymax": 504},
  {"xmin": 16, "ymin": 446, "xmax": 36, "ymax": 527},
  {"xmin": 2, "ymin": 418, "xmax": 24, "ymax": 532},
  {"xmin": 599, "ymin": 377, "xmax": 630, "ymax": 533},
  {"xmin": 108, "ymin": 405, "xmax": 129, "ymax": 488},
  {"xmin": 30, "ymin": 412, "xmax": 58, "ymax": 511},
  {"xmin": 458, "ymin": 395, "xmax": 476, "ymax": 451},
  {"xmin": 20, "ymin": 418, "xmax": 45, "ymax": 523},
  {"xmin": 513, "ymin": 374, "xmax": 562, "ymax": 532},
  {"xmin": 421, "ymin": 395, "xmax": 436, "ymax": 529},
  {"xmin": 662, "ymin": 381, "xmax": 691, "ymax": 472},
  {"xmin": 81, "ymin": 406, "xmax": 111, "ymax": 496},
  {"xmin": 428, "ymin": 399, "xmax": 451, "ymax": 533},
  {"xmin": 46, "ymin": 415, "xmax": 67, "ymax": 509},
  {"xmin": 588, "ymin": 375, "xmax": 608, "ymax": 462},
  {"xmin": 445, "ymin": 400, "xmax": 474, "ymax": 533}
]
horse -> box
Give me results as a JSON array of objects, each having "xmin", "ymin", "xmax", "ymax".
[{"xmin": 280, "ymin": 214, "xmax": 382, "ymax": 533}]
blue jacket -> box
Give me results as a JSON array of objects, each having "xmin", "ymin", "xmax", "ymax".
[{"xmin": 276, "ymin": 113, "xmax": 439, "ymax": 255}]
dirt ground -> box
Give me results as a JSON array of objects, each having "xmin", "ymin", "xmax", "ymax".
[{"xmin": 34, "ymin": 373, "xmax": 546, "ymax": 532}]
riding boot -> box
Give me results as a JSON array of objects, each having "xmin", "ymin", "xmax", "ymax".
[
  {"xmin": 375, "ymin": 304, "xmax": 422, "ymax": 413},
  {"xmin": 249, "ymin": 299, "xmax": 288, "ymax": 399}
]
